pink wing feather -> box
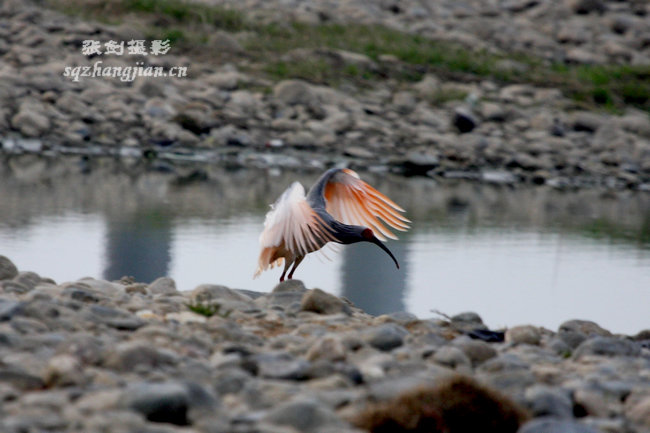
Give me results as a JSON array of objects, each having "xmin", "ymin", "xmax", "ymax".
[
  {"xmin": 254, "ymin": 182, "xmax": 334, "ymax": 277},
  {"xmin": 323, "ymin": 169, "xmax": 410, "ymax": 241}
]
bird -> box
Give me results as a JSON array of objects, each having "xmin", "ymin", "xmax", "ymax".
[{"xmin": 254, "ymin": 168, "xmax": 410, "ymax": 282}]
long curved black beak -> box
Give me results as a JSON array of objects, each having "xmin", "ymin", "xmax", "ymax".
[{"xmin": 371, "ymin": 237, "xmax": 400, "ymax": 269}]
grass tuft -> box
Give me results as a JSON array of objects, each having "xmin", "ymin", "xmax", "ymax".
[{"xmin": 186, "ymin": 300, "xmax": 231, "ymax": 318}]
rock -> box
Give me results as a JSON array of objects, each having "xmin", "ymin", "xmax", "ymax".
[
  {"xmin": 343, "ymin": 146, "xmax": 375, "ymax": 159},
  {"xmin": 364, "ymin": 324, "xmax": 406, "ymax": 352},
  {"xmin": 392, "ymin": 91, "xmax": 416, "ymax": 114},
  {"xmin": 400, "ymin": 150, "xmax": 439, "ymax": 175},
  {"xmin": 627, "ymin": 396, "xmax": 650, "ymax": 430},
  {"xmin": 85, "ymin": 305, "xmax": 145, "ymax": 330},
  {"xmin": 506, "ymin": 325, "xmax": 542, "ymax": 346},
  {"xmin": 301, "ymin": 288, "xmax": 350, "ymax": 315},
  {"xmin": 209, "ymin": 31, "xmax": 245, "ymax": 54},
  {"xmin": 412, "ymin": 74, "xmax": 440, "ymax": 98},
  {"xmin": 123, "ymin": 381, "xmax": 217, "ymax": 426},
  {"xmin": 573, "ymin": 337, "xmax": 641, "ymax": 359},
  {"xmin": 258, "ymin": 280, "xmax": 308, "ymax": 310},
  {"xmin": 431, "ymin": 345, "xmax": 472, "ymax": 371},
  {"xmin": 450, "ymin": 311, "xmax": 486, "ymax": 332},
  {"xmin": 11, "ymin": 105, "xmax": 50, "ymax": 137},
  {"xmin": 249, "ymin": 352, "xmax": 311, "ymax": 380},
  {"xmin": 524, "ymin": 385, "xmax": 573, "ymax": 418},
  {"xmin": 148, "ymin": 277, "xmax": 178, "ymax": 295},
  {"xmin": 453, "ymin": 107, "xmax": 477, "ymax": 133},
  {"xmin": 0, "ymin": 256, "xmax": 19, "ymax": 280},
  {"xmin": 104, "ymin": 341, "xmax": 178, "ymax": 371},
  {"xmin": 191, "ymin": 284, "xmax": 252, "ymax": 303},
  {"xmin": 453, "ymin": 337, "xmax": 498, "ymax": 367},
  {"xmin": 262, "ymin": 398, "xmax": 349, "ymax": 433},
  {"xmin": 0, "ymin": 368, "xmax": 45, "ymax": 390},
  {"xmin": 43, "ymin": 354, "xmax": 81, "ymax": 386},
  {"xmin": 570, "ymin": 0, "xmax": 606, "ymax": 15},
  {"xmin": 519, "ymin": 417, "xmax": 600, "ymax": 433},
  {"xmin": 305, "ymin": 335, "xmax": 347, "ymax": 362},
  {"xmin": 274, "ymin": 80, "xmax": 316, "ymax": 106},
  {"xmin": 0, "ymin": 300, "xmax": 23, "ymax": 321},
  {"xmin": 558, "ymin": 319, "xmax": 611, "ymax": 349}
]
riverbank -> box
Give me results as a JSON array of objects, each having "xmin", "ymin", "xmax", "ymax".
[
  {"xmin": 1, "ymin": 0, "xmax": 650, "ymax": 190},
  {"xmin": 0, "ymin": 255, "xmax": 649, "ymax": 432}
]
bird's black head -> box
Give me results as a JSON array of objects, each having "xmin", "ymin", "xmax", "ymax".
[
  {"xmin": 331, "ymin": 223, "xmax": 400, "ymax": 269},
  {"xmin": 361, "ymin": 228, "xmax": 400, "ymax": 269}
]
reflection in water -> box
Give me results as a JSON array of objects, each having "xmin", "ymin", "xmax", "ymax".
[
  {"xmin": 1, "ymin": 155, "xmax": 649, "ymax": 333},
  {"xmin": 104, "ymin": 211, "xmax": 172, "ymax": 283},
  {"xmin": 341, "ymin": 241, "xmax": 409, "ymax": 316}
]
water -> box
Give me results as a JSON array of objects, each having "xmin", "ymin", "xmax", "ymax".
[{"xmin": 1, "ymin": 156, "xmax": 649, "ymax": 334}]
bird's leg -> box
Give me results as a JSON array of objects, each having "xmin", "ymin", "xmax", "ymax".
[
  {"xmin": 279, "ymin": 258, "xmax": 293, "ymax": 282},
  {"xmin": 287, "ymin": 256, "xmax": 304, "ymax": 280}
]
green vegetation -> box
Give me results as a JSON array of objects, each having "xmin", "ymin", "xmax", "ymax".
[
  {"xmin": 186, "ymin": 300, "xmax": 231, "ymax": 318},
  {"xmin": 47, "ymin": 0, "xmax": 650, "ymax": 112}
]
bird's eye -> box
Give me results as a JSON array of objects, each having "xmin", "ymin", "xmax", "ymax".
[{"xmin": 362, "ymin": 228, "xmax": 374, "ymax": 239}]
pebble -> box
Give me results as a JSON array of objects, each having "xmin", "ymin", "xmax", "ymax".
[
  {"xmin": 301, "ymin": 288, "xmax": 351, "ymax": 315},
  {"xmin": 506, "ymin": 325, "xmax": 542, "ymax": 346},
  {"xmin": 148, "ymin": 276, "xmax": 179, "ymax": 296},
  {"xmin": 0, "ymin": 255, "xmax": 19, "ymax": 280},
  {"xmin": 364, "ymin": 323, "xmax": 406, "ymax": 352},
  {"xmin": 573, "ymin": 336, "xmax": 641, "ymax": 359}
]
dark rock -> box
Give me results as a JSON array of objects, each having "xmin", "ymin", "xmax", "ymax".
[
  {"xmin": 453, "ymin": 107, "xmax": 478, "ymax": 133},
  {"xmin": 123, "ymin": 381, "xmax": 217, "ymax": 426},
  {"xmin": 300, "ymin": 288, "xmax": 351, "ymax": 315},
  {"xmin": 0, "ymin": 256, "xmax": 18, "ymax": 280},
  {"xmin": 571, "ymin": 0, "xmax": 606, "ymax": 15},
  {"xmin": 573, "ymin": 337, "xmax": 641, "ymax": 359},
  {"xmin": 364, "ymin": 324, "xmax": 407, "ymax": 351}
]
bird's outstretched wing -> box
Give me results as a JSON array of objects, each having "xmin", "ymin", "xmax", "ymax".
[
  {"xmin": 255, "ymin": 182, "xmax": 335, "ymax": 277},
  {"xmin": 324, "ymin": 169, "xmax": 410, "ymax": 241}
]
